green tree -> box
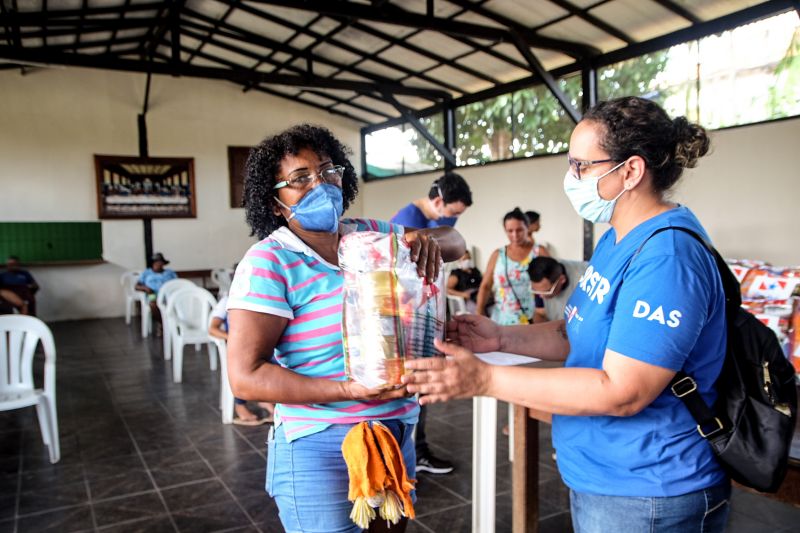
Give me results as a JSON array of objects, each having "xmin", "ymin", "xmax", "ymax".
[
  {"xmin": 410, "ymin": 50, "xmax": 669, "ymax": 166},
  {"xmin": 768, "ymin": 26, "xmax": 800, "ymax": 118}
]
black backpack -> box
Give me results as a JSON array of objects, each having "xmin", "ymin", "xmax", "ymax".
[{"xmin": 630, "ymin": 226, "xmax": 797, "ymax": 493}]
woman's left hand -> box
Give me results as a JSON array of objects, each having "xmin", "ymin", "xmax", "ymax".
[
  {"xmin": 405, "ymin": 231, "xmax": 442, "ymax": 282},
  {"xmin": 401, "ymin": 338, "xmax": 491, "ymax": 405}
]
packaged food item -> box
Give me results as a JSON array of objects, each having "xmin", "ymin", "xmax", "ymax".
[{"xmin": 340, "ymin": 231, "xmax": 445, "ymax": 389}]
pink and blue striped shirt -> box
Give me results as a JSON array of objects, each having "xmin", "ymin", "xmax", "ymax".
[{"xmin": 227, "ymin": 218, "xmax": 420, "ymax": 442}]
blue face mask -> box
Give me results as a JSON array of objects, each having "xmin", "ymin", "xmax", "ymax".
[
  {"xmin": 275, "ymin": 183, "xmax": 344, "ymax": 233},
  {"xmin": 562, "ymin": 161, "xmax": 627, "ymax": 224}
]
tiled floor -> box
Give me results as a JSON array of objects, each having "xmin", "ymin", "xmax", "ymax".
[{"xmin": 0, "ymin": 317, "xmax": 798, "ymax": 532}]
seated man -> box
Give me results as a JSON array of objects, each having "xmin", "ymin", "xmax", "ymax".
[
  {"xmin": 209, "ymin": 294, "xmax": 275, "ymax": 426},
  {"xmin": 0, "ymin": 255, "xmax": 39, "ymax": 316},
  {"xmin": 135, "ymin": 252, "xmax": 177, "ymax": 334},
  {"xmin": 529, "ymin": 256, "xmax": 588, "ymax": 322},
  {"xmin": 0, "ymin": 288, "xmax": 28, "ymax": 315}
]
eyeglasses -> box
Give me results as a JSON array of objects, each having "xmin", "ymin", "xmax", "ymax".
[
  {"xmin": 567, "ymin": 155, "xmax": 617, "ymax": 180},
  {"xmin": 273, "ymin": 165, "xmax": 344, "ymax": 190},
  {"xmin": 531, "ymin": 278, "xmax": 561, "ymax": 296}
]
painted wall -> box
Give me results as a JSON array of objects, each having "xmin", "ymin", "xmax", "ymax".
[
  {"xmin": 361, "ymin": 117, "xmax": 800, "ymax": 271},
  {"xmin": 0, "ymin": 67, "xmax": 363, "ymax": 322}
]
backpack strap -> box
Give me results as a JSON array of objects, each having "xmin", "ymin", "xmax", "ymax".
[{"xmin": 625, "ymin": 225, "xmax": 739, "ymax": 444}]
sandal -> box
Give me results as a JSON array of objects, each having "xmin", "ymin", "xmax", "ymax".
[{"xmin": 232, "ymin": 416, "xmax": 270, "ymax": 426}]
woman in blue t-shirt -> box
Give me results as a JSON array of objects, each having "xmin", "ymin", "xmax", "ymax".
[{"xmin": 403, "ymin": 97, "xmax": 730, "ymax": 532}]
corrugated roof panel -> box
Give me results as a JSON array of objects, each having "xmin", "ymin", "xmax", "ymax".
[
  {"xmin": 80, "ymin": 47, "xmax": 108, "ymax": 55},
  {"xmin": 313, "ymin": 43, "xmax": 364, "ymax": 66},
  {"xmin": 591, "ymin": 0, "xmax": 690, "ymax": 42},
  {"xmin": 309, "ymin": 17, "xmax": 342, "ymax": 36},
  {"xmin": 394, "ymin": 95, "xmax": 435, "ymax": 110},
  {"xmin": 452, "ymin": 9, "xmax": 509, "ymax": 30},
  {"xmin": 214, "ymin": 33, "xmax": 273, "ymax": 59},
  {"xmin": 290, "ymin": 34, "xmax": 319, "ymax": 51},
  {"xmin": 539, "ymin": 16, "xmax": 627, "ymax": 53},
  {"xmin": 393, "ymin": 0, "xmax": 462, "ymax": 18},
  {"xmin": 349, "ymin": 96, "xmax": 403, "ymax": 118},
  {"xmin": 489, "ymin": 43, "xmax": 575, "ymax": 72},
  {"xmin": 199, "ymin": 42, "xmax": 255, "ymax": 67},
  {"xmin": 122, "ymin": 9, "xmax": 160, "ymax": 20},
  {"xmin": 335, "ymin": 26, "xmax": 390, "ymax": 52},
  {"xmin": 377, "ymin": 46, "xmax": 439, "ymax": 72},
  {"xmin": 225, "ymin": 9, "xmax": 297, "ymax": 42},
  {"xmin": 484, "ymin": 0, "xmax": 568, "ymax": 28},
  {"xmin": 403, "ymin": 78, "xmax": 463, "ymax": 97},
  {"xmin": 299, "ymin": 92, "xmax": 339, "ymax": 107},
  {"xmin": 115, "ymin": 29, "xmax": 149, "ymax": 40},
  {"xmin": 245, "ymin": 4, "xmax": 319, "ymax": 27},
  {"xmin": 21, "ymin": 38, "xmax": 44, "ymax": 47},
  {"xmin": 455, "ymin": 51, "xmax": 531, "ymax": 83},
  {"xmin": 15, "ymin": 0, "xmax": 43, "ymax": 10},
  {"xmin": 424, "ymin": 64, "xmax": 494, "ymax": 93},
  {"xmin": 190, "ymin": 55, "xmax": 226, "ymax": 68},
  {"xmin": 187, "ymin": 0, "xmax": 229, "ymax": 20},
  {"xmin": 271, "ymin": 51, "xmax": 292, "ymax": 64},
  {"xmin": 307, "ymin": 63, "xmax": 339, "ymax": 77},
  {"xmin": 359, "ymin": 21, "xmax": 418, "ymax": 40},
  {"xmin": 406, "ymin": 31, "xmax": 476, "ymax": 59},
  {"xmin": 328, "ymin": 104, "xmax": 386, "ymax": 124},
  {"xmin": 46, "ymin": 35, "xmax": 76, "ymax": 46},
  {"xmin": 672, "ymin": 0, "xmax": 763, "ymax": 21},
  {"xmin": 357, "ymin": 59, "xmax": 407, "ymax": 80}
]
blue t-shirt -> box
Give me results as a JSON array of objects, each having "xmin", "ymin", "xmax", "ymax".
[
  {"xmin": 390, "ymin": 203, "xmax": 457, "ymax": 228},
  {"xmin": 138, "ymin": 268, "xmax": 177, "ymax": 294},
  {"xmin": 553, "ymin": 206, "xmax": 727, "ymax": 497},
  {"xmin": 0, "ymin": 269, "xmax": 34, "ymax": 287}
]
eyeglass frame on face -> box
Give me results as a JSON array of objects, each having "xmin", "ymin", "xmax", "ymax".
[
  {"xmin": 272, "ymin": 164, "xmax": 345, "ymax": 190},
  {"xmin": 531, "ymin": 276, "xmax": 562, "ymax": 296},
  {"xmin": 567, "ymin": 155, "xmax": 618, "ymax": 181}
]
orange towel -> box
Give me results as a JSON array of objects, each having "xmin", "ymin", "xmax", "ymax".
[{"xmin": 341, "ymin": 421, "xmax": 416, "ymax": 528}]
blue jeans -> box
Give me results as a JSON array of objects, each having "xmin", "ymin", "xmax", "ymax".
[
  {"xmin": 570, "ymin": 482, "xmax": 731, "ymax": 533},
  {"xmin": 266, "ymin": 420, "xmax": 416, "ymax": 533}
]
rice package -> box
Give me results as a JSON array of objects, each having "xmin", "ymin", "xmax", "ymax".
[{"xmin": 339, "ymin": 231, "xmax": 445, "ymax": 389}]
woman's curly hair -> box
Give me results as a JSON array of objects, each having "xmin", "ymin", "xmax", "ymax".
[
  {"xmin": 243, "ymin": 124, "xmax": 359, "ymax": 239},
  {"xmin": 584, "ymin": 96, "xmax": 710, "ymax": 194}
]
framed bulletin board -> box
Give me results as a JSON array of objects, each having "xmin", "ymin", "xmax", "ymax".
[{"xmin": 94, "ymin": 155, "xmax": 196, "ymax": 219}]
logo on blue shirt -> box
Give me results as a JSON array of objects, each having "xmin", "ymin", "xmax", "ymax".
[
  {"xmin": 632, "ymin": 300, "xmax": 682, "ymax": 328},
  {"xmin": 577, "ymin": 265, "xmax": 611, "ymax": 304}
]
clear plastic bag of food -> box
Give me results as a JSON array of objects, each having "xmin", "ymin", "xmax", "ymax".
[{"xmin": 339, "ymin": 231, "xmax": 445, "ymax": 389}]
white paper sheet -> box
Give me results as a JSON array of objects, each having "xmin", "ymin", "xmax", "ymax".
[{"xmin": 475, "ymin": 351, "xmax": 541, "ymax": 366}]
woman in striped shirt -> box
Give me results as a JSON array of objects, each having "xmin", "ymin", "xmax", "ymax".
[{"xmin": 227, "ymin": 124, "xmax": 465, "ymax": 533}]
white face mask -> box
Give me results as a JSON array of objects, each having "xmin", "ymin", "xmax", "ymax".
[
  {"xmin": 562, "ymin": 161, "xmax": 627, "ymax": 224},
  {"xmin": 457, "ymin": 259, "xmax": 474, "ymax": 270}
]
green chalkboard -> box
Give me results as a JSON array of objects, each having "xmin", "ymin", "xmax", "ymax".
[{"xmin": 0, "ymin": 222, "xmax": 103, "ymax": 264}]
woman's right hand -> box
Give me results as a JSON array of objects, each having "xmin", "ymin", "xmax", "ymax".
[{"xmin": 446, "ymin": 314, "xmax": 501, "ymax": 353}]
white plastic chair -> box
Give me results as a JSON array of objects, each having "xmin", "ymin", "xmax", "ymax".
[
  {"xmin": 156, "ymin": 279, "xmax": 196, "ymax": 360},
  {"xmin": 120, "ymin": 271, "xmax": 141, "ymax": 326},
  {"xmin": 208, "ymin": 317, "xmax": 235, "ymax": 424},
  {"xmin": 210, "ymin": 268, "xmax": 234, "ymax": 297},
  {"xmin": 0, "ymin": 315, "xmax": 59, "ymax": 463},
  {"xmin": 167, "ymin": 287, "xmax": 218, "ymax": 383}
]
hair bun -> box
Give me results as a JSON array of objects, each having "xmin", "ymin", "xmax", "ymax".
[{"xmin": 673, "ymin": 116, "xmax": 710, "ymax": 169}]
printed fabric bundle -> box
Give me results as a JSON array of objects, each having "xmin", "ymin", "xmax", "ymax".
[{"xmin": 340, "ymin": 231, "xmax": 445, "ymax": 389}]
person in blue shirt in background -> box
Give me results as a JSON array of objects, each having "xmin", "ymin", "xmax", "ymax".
[
  {"xmin": 136, "ymin": 252, "xmax": 177, "ymax": 334},
  {"xmin": 403, "ymin": 96, "xmax": 731, "ymax": 532},
  {"xmin": 0, "ymin": 255, "xmax": 39, "ymax": 316},
  {"xmin": 391, "ymin": 172, "xmax": 472, "ymax": 230},
  {"xmin": 390, "ymin": 172, "xmax": 473, "ymax": 476}
]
